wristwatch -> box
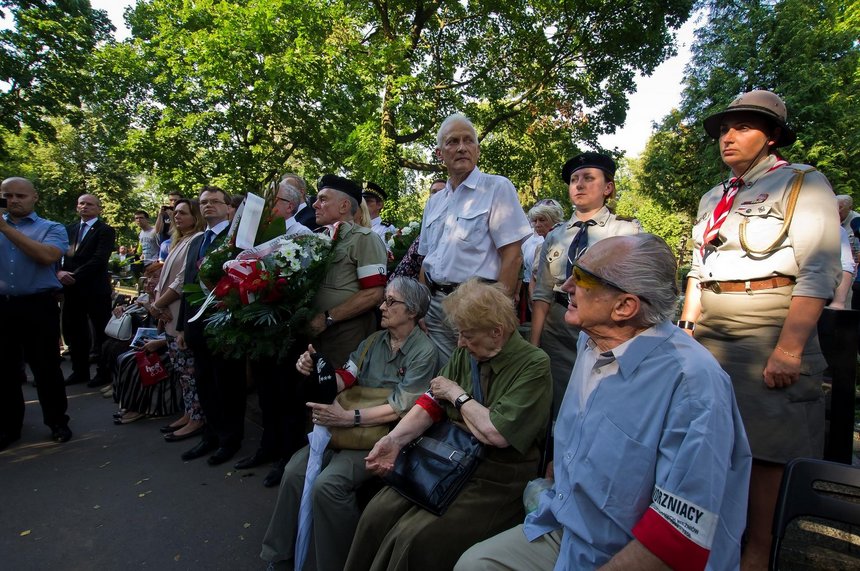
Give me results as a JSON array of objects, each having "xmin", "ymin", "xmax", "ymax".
[
  {"xmin": 454, "ymin": 393, "xmax": 473, "ymax": 410},
  {"xmin": 324, "ymin": 310, "xmax": 335, "ymax": 328}
]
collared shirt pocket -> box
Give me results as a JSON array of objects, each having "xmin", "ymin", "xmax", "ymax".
[
  {"xmin": 731, "ymin": 203, "xmax": 784, "ymax": 248},
  {"xmin": 454, "ymin": 208, "xmax": 490, "ymax": 246},
  {"xmin": 579, "ymin": 413, "xmax": 656, "ymax": 517},
  {"xmin": 321, "ymin": 247, "xmax": 351, "ymax": 288}
]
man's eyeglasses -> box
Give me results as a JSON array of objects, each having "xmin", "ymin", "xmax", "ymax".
[
  {"xmin": 199, "ymin": 199, "xmax": 226, "ymax": 206},
  {"xmin": 382, "ymin": 297, "xmax": 406, "ymax": 308},
  {"xmin": 572, "ymin": 264, "xmax": 649, "ymax": 304}
]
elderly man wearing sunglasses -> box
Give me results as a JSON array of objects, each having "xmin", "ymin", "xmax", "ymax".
[{"xmin": 457, "ymin": 234, "xmax": 751, "ymax": 571}]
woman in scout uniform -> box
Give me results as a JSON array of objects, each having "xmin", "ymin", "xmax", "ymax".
[
  {"xmin": 679, "ymin": 90, "xmax": 841, "ymax": 568},
  {"xmin": 530, "ymin": 152, "xmax": 641, "ymax": 419}
]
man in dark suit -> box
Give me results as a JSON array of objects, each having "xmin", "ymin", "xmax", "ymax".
[
  {"xmin": 282, "ymin": 173, "xmax": 320, "ymax": 232},
  {"xmin": 58, "ymin": 194, "xmax": 116, "ymax": 387},
  {"xmin": 175, "ymin": 185, "xmax": 247, "ymax": 466}
]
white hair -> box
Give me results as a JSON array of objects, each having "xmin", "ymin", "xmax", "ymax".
[{"xmin": 436, "ymin": 113, "xmax": 478, "ymax": 148}]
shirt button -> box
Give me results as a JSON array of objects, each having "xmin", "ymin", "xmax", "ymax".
[
  {"xmin": 557, "ymin": 493, "xmax": 564, "ymax": 500},
  {"xmin": 566, "ymin": 453, "xmax": 572, "ymax": 460},
  {"xmin": 595, "ymin": 368, "xmax": 601, "ymax": 374}
]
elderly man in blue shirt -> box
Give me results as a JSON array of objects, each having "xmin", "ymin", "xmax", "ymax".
[
  {"xmin": 0, "ymin": 177, "xmax": 72, "ymax": 450},
  {"xmin": 456, "ymin": 234, "xmax": 751, "ymax": 571}
]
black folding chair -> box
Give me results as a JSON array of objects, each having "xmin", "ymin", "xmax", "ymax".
[{"xmin": 769, "ymin": 458, "xmax": 860, "ymax": 570}]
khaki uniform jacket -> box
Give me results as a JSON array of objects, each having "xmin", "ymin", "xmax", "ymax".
[{"xmin": 690, "ymin": 155, "xmax": 841, "ymax": 299}]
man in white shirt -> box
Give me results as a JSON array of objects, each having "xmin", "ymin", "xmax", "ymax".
[
  {"xmin": 363, "ymin": 182, "xmax": 396, "ymax": 242},
  {"xmin": 418, "ymin": 113, "xmax": 531, "ymax": 359}
]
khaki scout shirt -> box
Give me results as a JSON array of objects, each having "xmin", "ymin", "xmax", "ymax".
[
  {"xmin": 532, "ymin": 206, "xmax": 642, "ymax": 303},
  {"xmin": 690, "ymin": 155, "xmax": 841, "ymax": 299},
  {"xmin": 313, "ymin": 222, "xmax": 388, "ymax": 311},
  {"xmin": 343, "ymin": 327, "xmax": 439, "ymax": 415}
]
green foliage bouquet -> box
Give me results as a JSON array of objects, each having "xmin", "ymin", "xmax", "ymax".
[
  {"xmin": 185, "ymin": 186, "xmax": 338, "ymax": 362},
  {"xmin": 201, "ymin": 233, "xmax": 337, "ymax": 362}
]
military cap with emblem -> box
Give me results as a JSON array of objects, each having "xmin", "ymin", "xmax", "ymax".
[
  {"xmin": 560, "ymin": 152, "xmax": 617, "ymax": 184},
  {"xmin": 318, "ymin": 174, "xmax": 363, "ymax": 203},
  {"xmin": 361, "ymin": 181, "xmax": 387, "ymax": 201}
]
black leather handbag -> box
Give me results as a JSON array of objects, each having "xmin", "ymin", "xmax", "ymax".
[
  {"xmin": 384, "ymin": 419, "xmax": 484, "ymax": 515},
  {"xmin": 384, "ymin": 358, "xmax": 485, "ymax": 516}
]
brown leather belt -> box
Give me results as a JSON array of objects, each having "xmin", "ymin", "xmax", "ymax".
[{"xmin": 700, "ymin": 276, "xmax": 795, "ymax": 294}]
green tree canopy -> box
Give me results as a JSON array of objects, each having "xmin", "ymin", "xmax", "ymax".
[
  {"xmin": 0, "ymin": 0, "xmax": 113, "ymax": 146},
  {"xmin": 115, "ymin": 0, "xmax": 693, "ymax": 198}
]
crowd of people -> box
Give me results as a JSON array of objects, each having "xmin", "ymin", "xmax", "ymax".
[{"xmin": 0, "ymin": 89, "xmax": 850, "ymax": 570}]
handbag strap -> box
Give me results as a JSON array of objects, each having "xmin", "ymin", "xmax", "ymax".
[
  {"xmin": 354, "ymin": 330, "xmax": 383, "ymax": 373},
  {"xmin": 470, "ymin": 358, "xmax": 484, "ymax": 405}
]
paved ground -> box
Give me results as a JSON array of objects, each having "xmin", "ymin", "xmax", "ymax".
[{"xmin": 1, "ymin": 362, "xmax": 276, "ymax": 571}]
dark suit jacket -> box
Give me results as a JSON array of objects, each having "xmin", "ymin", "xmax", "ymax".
[
  {"xmin": 176, "ymin": 230, "xmax": 226, "ymax": 332},
  {"xmin": 62, "ymin": 218, "xmax": 116, "ymax": 296},
  {"xmin": 294, "ymin": 202, "xmax": 320, "ymax": 232}
]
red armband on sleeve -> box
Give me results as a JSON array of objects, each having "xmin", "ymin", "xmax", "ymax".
[
  {"xmin": 336, "ymin": 369, "xmax": 356, "ymax": 389},
  {"xmin": 357, "ymin": 263, "xmax": 387, "ymax": 288},
  {"xmin": 415, "ymin": 393, "xmax": 445, "ymax": 422},
  {"xmin": 633, "ymin": 508, "xmax": 710, "ymax": 571}
]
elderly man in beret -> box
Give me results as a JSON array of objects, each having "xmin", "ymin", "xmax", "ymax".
[
  {"xmin": 457, "ymin": 234, "xmax": 751, "ymax": 571},
  {"xmin": 305, "ymin": 174, "xmax": 388, "ymax": 363},
  {"xmin": 531, "ymin": 152, "xmax": 641, "ymax": 420},
  {"xmin": 362, "ymin": 181, "xmax": 396, "ymax": 243},
  {"xmin": 418, "ymin": 113, "xmax": 532, "ymax": 360}
]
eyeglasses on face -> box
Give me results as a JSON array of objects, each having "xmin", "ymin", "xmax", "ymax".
[
  {"xmin": 572, "ymin": 264, "xmax": 650, "ymax": 305},
  {"xmin": 382, "ymin": 297, "xmax": 406, "ymax": 308},
  {"xmin": 199, "ymin": 199, "xmax": 226, "ymax": 206}
]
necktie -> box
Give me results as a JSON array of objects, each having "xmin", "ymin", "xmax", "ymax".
[
  {"xmin": 198, "ymin": 229, "xmax": 215, "ymax": 260},
  {"xmin": 700, "ymin": 177, "xmax": 743, "ymax": 255},
  {"xmin": 75, "ymin": 222, "xmax": 86, "ymax": 252},
  {"xmin": 566, "ymin": 219, "xmax": 596, "ymax": 278}
]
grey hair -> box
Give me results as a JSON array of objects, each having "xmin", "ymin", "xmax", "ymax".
[
  {"xmin": 387, "ymin": 276, "xmax": 431, "ymax": 321},
  {"xmin": 436, "ymin": 113, "xmax": 478, "ymax": 148},
  {"xmin": 345, "ymin": 194, "xmax": 360, "ymax": 216},
  {"xmin": 836, "ymin": 194, "xmax": 853, "ymax": 208},
  {"xmin": 599, "ymin": 234, "xmax": 679, "ymax": 327},
  {"xmin": 277, "ymin": 181, "xmax": 302, "ymax": 206},
  {"xmin": 279, "ymin": 173, "xmax": 307, "ymax": 196},
  {"xmin": 528, "ymin": 202, "xmax": 565, "ymax": 226}
]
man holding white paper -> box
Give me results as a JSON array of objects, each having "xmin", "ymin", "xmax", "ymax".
[{"xmin": 176, "ymin": 185, "xmax": 248, "ymax": 466}]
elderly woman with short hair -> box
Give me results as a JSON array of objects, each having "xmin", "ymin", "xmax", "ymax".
[
  {"xmin": 521, "ymin": 200, "xmax": 566, "ymax": 319},
  {"xmin": 344, "ymin": 279, "xmax": 552, "ymax": 571},
  {"xmin": 261, "ymin": 277, "xmax": 438, "ymax": 571}
]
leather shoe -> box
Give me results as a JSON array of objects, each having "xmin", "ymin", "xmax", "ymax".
[
  {"xmin": 207, "ymin": 446, "xmax": 239, "ymax": 466},
  {"xmin": 163, "ymin": 426, "xmax": 204, "ymax": 442},
  {"xmin": 64, "ymin": 373, "xmax": 89, "ymax": 386},
  {"xmin": 86, "ymin": 375, "xmax": 109, "ymax": 388},
  {"xmin": 181, "ymin": 439, "xmax": 217, "ymax": 461},
  {"xmin": 263, "ymin": 459, "xmax": 288, "ymax": 488},
  {"xmin": 233, "ymin": 448, "xmax": 276, "ymax": 470},
  {"xmin": 160, "ymin": 423, "xmax": 186, "ymax": 434},
  {"xmin": 51, "ymin": 425, "xmax": 72, "ymax": 443},
  {"xmin": 0, "ymin": 432, "xmax": 21, "ymax": 452}
]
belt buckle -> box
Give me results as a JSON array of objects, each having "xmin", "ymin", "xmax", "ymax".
[{"xmin": 710, "ymin": 282, "xmax": 722, "ymax": 294}]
